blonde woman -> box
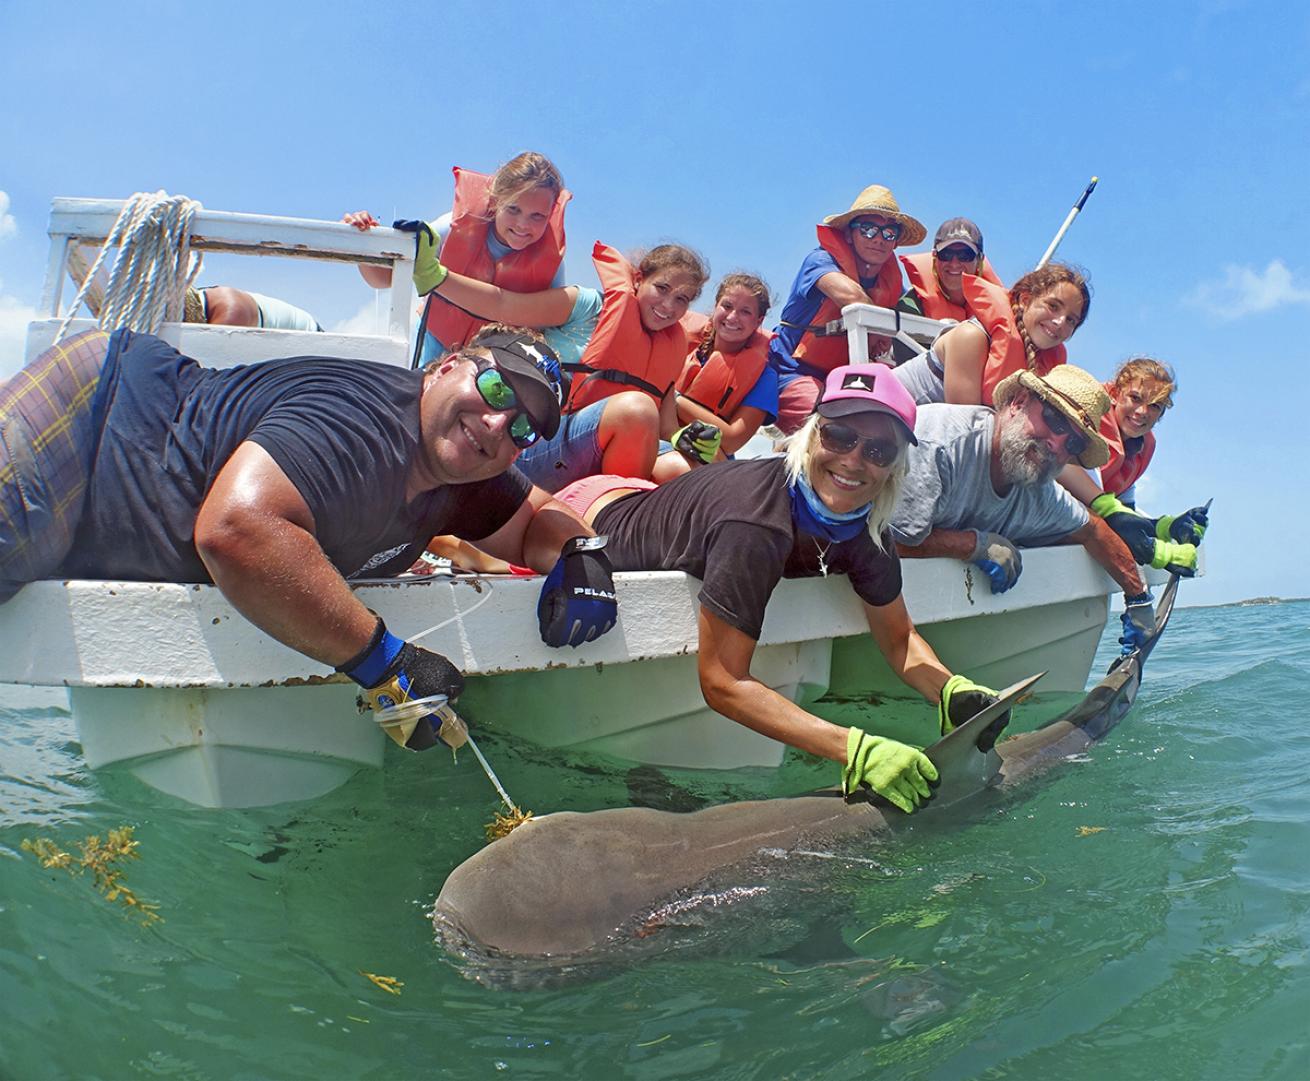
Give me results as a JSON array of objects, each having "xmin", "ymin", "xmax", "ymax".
[{"xmin": 552, "ymin": 363, "xmax": 1001, "ymax": 813}]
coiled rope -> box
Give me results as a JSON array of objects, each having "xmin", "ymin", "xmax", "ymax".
[{"xmin": 55, "ymin": 190, "xmax": 204, "ymax": 343}]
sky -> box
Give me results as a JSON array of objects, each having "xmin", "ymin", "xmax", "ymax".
[{"xmin": 1, "ymin": 0, "xmax": 1306, "ymax": 607}]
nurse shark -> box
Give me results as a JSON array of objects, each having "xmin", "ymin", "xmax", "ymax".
[{"xmin": 433, "ymin": 575, "xmax": 1180, "ymax": 971}]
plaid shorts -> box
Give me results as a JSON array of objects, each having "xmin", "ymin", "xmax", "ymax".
[{"xmin": 0, "ymin": 330, "xmax": 112, "ymax": 600}]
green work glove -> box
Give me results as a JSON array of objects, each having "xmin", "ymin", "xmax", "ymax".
[
  {"xmin": 1155, "ymin": 504, "xmax": 1209, "ymax": 546},
  {"xmin": 937, "ymin": 674, "xmax": 1002, "ymax": 733},
  {"xmin": 842, "ymin": 727, "xmax": 938, "ymax": 813},
  {"xmin": 392, "ymin": 219, "xmax": 448, "ymax": 296},
  {"xmin": 1091, "ymin": 492, "xmax": 1157, "ymax": 565},
  {"xmin": 1150, "ymin": 539, "xmax": 1198, "ymax": 576},
  {"xmin": 672, "ymin": 420, "xmax": 722, "ymax": 465}
]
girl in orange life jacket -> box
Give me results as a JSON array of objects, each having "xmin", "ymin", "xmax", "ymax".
[
  {"xmin": 891, "ymin": 263, "xmax": 1090, "ymax": 408},
  {"xmin": 343, "ymin": 151, "xmax": 569, "ymax": 363},
  {"xmin": 409, "ymin": 241, "xmax": 709, "ymax": 492},
  {"xmin": 768, "ymin": 185, "xmax": 925, "ymax": 435},
  {"xmin": 652, "ymin": 273, "xmax": 776, "ymax": 484},
  {"xmin": 898, "ymin": 217, "xmax": 1004, "ymax": 321}
]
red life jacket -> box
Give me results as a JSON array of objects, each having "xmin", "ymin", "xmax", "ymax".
[
  {"xmin": 959, "ymin": 275, "xmax": 1066, "ymax": 406},
  {"xmin": 676, "ymin": 312, "xmax": 771, "ymax": 418},
  {"xmin": 1098, "ymin": 386, "xmax": 1157, "ymax": 494},
  {"xmin": 788, "ymin": 225, "xmax": 905, "ymax": 373},
  {"xmin": 564, "ymin": 242, "xmax": 688, "ymax": 414},
  {"xmin": 899, "ymin": 251, "xmax": 1004, "ymax": 321},
  {"xmin": 422, "ymin": 166, "xmax": 570, "ymax": 351}
]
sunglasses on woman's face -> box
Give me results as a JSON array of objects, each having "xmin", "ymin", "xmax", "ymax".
[
  {"xmin": 817, "ymin": 421, "xmax": 900, "ymax": 467},
  {"xmin": 936, "ymin": 245, "xmax": 978, "ymax": 263},
  {"xmin": 1038, "ymin": 401, "xmax": 1089, "ymax": 458},
  {"xmin": 474, "ymin": 365, "xmax": 541, "ymax": 449},
  {"xmin": 851, "ymin": 219, "xmax": 903, "ymax": 242}
]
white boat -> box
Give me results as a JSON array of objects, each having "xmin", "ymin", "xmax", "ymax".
[{"xmin": 0, "ymin": 198, "xmax": 1145, "ymax": 808}]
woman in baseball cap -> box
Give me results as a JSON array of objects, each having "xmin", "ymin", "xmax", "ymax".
[{"xmin": 544, "ymin": 363, "xmax": 1001, "ymax": 815}]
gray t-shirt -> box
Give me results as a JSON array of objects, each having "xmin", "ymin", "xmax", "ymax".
[{"xmin": 891, "ymin": 404, "xmax": 1089, "ymax": 548}]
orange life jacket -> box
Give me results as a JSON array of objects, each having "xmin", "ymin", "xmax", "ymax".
[
  {"xmin": 959, "ymin": 275, "xmax": 1066, "ymax": 406},
  {"xmin": 564, "ymin": 242, "xmax": 688, "ymax": 414},
  {"xmin": 421, "ymin": 166, "xmax": 571, "ymax": 351},
  {"xmin": 1098, "ymin": 387, "xmax": 1157, "ymax": 495},
  {"xmin": 899, "ymin": 251, "xmax": 1004, "ymax": 321},
  {"xmin": 676, "ymin": 312, "xmax": 772, "ymax": 418},
  {"xmin": 788, "ymin": 226, "xmax": 905, "ymax": 373}
]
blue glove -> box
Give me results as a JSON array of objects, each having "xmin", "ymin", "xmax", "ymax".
[
  {"xmin": 1119, "ymin": 591, "xmax": 1155, "ymax": 655},
  {"xmin": 970, "ymin": 531, "xmax": 1022, "ymax": 593},
  {"xmin": 538, "ymin": 536, "xmax": 618, "ymax": 647},
  {"xmin": 338, "ymin": 618, "xmax": 465, "ymax": 750}
]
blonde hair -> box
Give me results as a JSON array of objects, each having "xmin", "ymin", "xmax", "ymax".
[
  {"xmin": 782, "ymin": 414, "xmax": 906, "ymax": 551},
  {"xmin": 694, "ymin": 273, "xmax": 772, "ymax": 362},
  {"xmin": 488, "ymin": 151, "xmax": 564, "ymax": 208},
  {"xmin": 1111, "ymin": 356, "xmax": 1176, "ymax": 411}
]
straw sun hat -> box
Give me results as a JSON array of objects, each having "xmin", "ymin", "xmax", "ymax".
[
  {"xmin": 992, "ymin": 364, "xmax": 1112, "ymax": 469},
  {"xmin": 823, "ymin": 185, "xmax": 926, "ymax": 247}
]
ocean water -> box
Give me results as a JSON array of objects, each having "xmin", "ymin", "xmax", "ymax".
[{"xmin": 1, "ymin": 599, "xmax": 1308, "ymax": 1081}]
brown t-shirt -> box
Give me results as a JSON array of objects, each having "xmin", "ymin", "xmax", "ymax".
[{"xmin": 593, "ymin": 456, "xmax": 902, "ymax": 640}]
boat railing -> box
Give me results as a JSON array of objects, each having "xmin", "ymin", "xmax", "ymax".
[
  {"xmin": 28, "ymin": 197, "xmax": 418, "ymax": 368},
  {"xmin": 816, "ymin": 302, "xmax": 949, "ymax": 365}
]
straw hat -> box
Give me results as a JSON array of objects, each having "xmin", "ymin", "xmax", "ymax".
[
  {"xmin": 992, "ymin": 364, "xmax": 1111, "ymax": 469},
  {"xmin": 823, "ymin": 185, "xmax": 926, "ymax": 247}
]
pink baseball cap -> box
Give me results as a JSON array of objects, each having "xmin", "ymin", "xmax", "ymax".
[{"xmin": 815, "ymin": 363, "xmax": 918, "ymax": 444}]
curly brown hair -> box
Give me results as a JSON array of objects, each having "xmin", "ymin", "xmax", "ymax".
[{"xmin": 1009, "ymin": 263, "xmax": 1091, "ymax": 372}]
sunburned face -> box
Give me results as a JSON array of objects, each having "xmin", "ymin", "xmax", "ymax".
[
  {"xmin": 634, "ymin": 267, "xmax": 701, "ymax": 332},
  {"xmin": 997, "ymin": 393, "xmax": 1080, "ymax": 487},
  {"xmin": 1112, "ymin": 379, "xmax": 1168, "ymax": 439},
  {"xmin": 808, "ymin": 413, "xmax": 899, "ymax": 515},
  {"xmin": 416, "ymin": 357, "xmax": 522, "ymax": 489},
  {"xmin": 848, "ymin": 216, "xmax": 899, "ymax": 272},
  {"xmin": 491, "ymin": 186, "xmax": 556, "ymax": 251},
  {"xmin": 933, "ymin": 245, "xmax": 980, "ymax": 302},
  {"xmin": 1020, "ymin": 282, "xmax": 1085, "ymax": 350},
  {"xmin": 711, "ymin": 285, "xmax": 765, "ymax": 350}
]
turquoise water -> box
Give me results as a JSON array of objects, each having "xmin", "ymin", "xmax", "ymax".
[{"xmin": 2, "ymin": 600, "xmax": 1308, "ymax": 1080}]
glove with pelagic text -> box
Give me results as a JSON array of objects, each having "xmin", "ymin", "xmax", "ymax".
[
  {"xmin": 538, "ymin": 536, "xmax": 618, "ymax": 647},
  {"xmin": 1119, "ymin": 590, "xmax": 1156, "ymax": 655},
  {"xmin": 338, "ymin": 617, "xmax": 465, "ymax": 751},
  {"xmin": 672, "ymin": 420, "xmax": 722, "ymax": 465},
  {"xmin": 842, "ymin": 728, "xmax": 938, "ymax": 813},
  {"xmin": 391, "ymin": 219, "xmax": 448, "ymax": 296},
  {"xmin": 970, "ymin": 530, "xmax": 1023, "ymax": 593}
]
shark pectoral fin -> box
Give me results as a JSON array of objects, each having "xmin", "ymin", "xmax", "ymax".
[{"xmin": 923, "ymin": 673, "xmax": 1045, "ymax": 801}]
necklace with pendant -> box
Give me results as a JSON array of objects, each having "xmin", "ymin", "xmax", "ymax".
[{"xmin": 815, "ymin": 538, "xmax": 832, "ymax": 576}]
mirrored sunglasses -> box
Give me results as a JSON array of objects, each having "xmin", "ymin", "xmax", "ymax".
[
  {"xmin": 474, "ymin": 365, "xmax": 541, "ymax": 449},
  {"xmin": 817, "ymin": 421, "xmax": 900, "ymax": 467},
  {"xmin": 1039, "ymin": 401, "xmax": 1089, "ymax": 458},
  {"xmin": 850, "ymin": 219, "xmax": 903, "ymax": 242}
]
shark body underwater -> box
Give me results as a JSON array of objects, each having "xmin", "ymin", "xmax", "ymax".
[{"xmin": 433, "ymin": 575, "xmax": 1181, "ymax": 973}]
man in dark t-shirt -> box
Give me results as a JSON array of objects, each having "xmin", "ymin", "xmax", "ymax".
[
  {"xmin": 0, "ymin": 326, "xmax": 618, "ymax": 751},
  {"xmin": 554, "ymin": 363, "xmax": 1006, "ymax": 814}
]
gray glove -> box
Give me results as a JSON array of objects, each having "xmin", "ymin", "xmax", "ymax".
[{"xmin": 970, "ymin": 531, "xmax": 1022, "ymax": 594}]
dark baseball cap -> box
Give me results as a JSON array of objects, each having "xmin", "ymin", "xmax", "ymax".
[
  {"xmin": 933, "ymin": 217, "xmax": 984, "ymax": 255},
  {"xmin": 467, "ymin": 330, "xmax": 564, "ymax": 440}
]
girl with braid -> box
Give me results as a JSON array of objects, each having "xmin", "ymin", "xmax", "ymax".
[
  {"xmin": 892, "ymin": 263, "xmax": 1091, "ymax": 408},
  {"xmin": 653, "ymin": 273, "xmax": 777, "ymax": 483}
]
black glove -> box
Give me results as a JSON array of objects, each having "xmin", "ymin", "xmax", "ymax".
[
  {"xmin": 538, "ymin": 536, "xmax": 618, "ymax": 647},
  {"xmin": 938, "ymin": 674, "xmax": 1010, "ymax": 752},
  {"xmin": 338, "ymin": 618, "xmax": 464, "ymax": 750}
]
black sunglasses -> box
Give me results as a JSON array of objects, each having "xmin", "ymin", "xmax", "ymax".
[
  {"xmin": 817, "ymin": 421, "xmax": 901, "ymax": 467},
  {"xmin": 1039, "ymin": 401, "xmax": 1089, "ymax": 458},
  {"xmin": 850, "ymin": 219, "xmax": 903, "ymax": 242},
  {"xmin": 937, "ymin": 245, "xmax": 978, "ymax": 263}
]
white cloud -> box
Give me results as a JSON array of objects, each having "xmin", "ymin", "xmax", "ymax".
[
  {"xmin": 1187, "ymin": 260, "xmax": 1310, "ymax": 320},
  {"xmin": 328, "ymin": 297, "xmax": 387, "ymax": 336},
  {"xmin": 0, "ymin": 191, "xmax": 15, "ymax": 241},
  {"xmin": 0, "ymin": 289, "xmax": 41, "ymax": 380}
]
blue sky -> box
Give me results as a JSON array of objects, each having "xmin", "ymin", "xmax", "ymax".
[{"xmin": 1, "ymin": 0, "xmax": 1306, "ymax": 606}]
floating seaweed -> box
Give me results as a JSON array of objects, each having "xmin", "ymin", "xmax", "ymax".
[
  {"xmin": 21, "ymin": 826, "xmax": 162, "ymax": 925},
  {"xmin": 360, "ymin": 971, "xmax": 404, "ymax": 995},
  {"xmin": 485, "ymin": 806, "xmax": 534, "ymax": 842}
]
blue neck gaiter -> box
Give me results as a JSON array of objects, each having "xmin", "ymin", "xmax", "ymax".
[{"xmin": 789, "ymin": 470, "xmax": 871, "ymax": 543}]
